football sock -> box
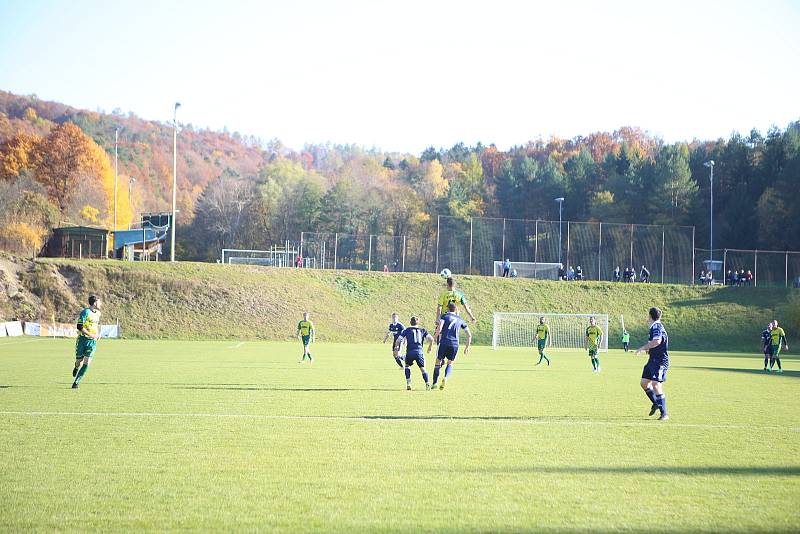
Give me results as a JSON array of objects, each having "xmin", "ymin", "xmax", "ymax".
[
  {"xmin": 404, "ymin": 368, "xmax": 411, "ymax": 381},
  {"xmin": 421, "ymin": 370, "xmax": 429, "ymax": 384},
  {"xmin": 656, "ymin": 394, "xmax": 667, "ymax": 414},
  {"xmin": 595, "ymin": 357, "xmax": 600, "ymax": 368},
  {"xmin": 394, "ymin": 356, "xmax": 404, "ymax": 368},
  {"xmin": 308, "ymin": 353, "xmax": 313, "ymax": 361},
  {"xmin": 775, "ymin": 358, "xmax": 782, "ymax": 370},
  {"xmin": 769, "ymin": 357, "xmax": 775, "ymax": 369},
  {"xmin": 74, "ymin": 363, "xmax": 89, "ymax": 384},
  {"xmin": 591, "ymin": 358, "xmax": 597, "ymax": 370},
  {"xmin": 543, "ymin": 353, "xmax": 550, "ymax": 363},
  {"xmin": 644, "ymin": 387, "xmax": 658, "ymax": 405},
  {"xmin": 444, "ymin": 363, "xmax": 453, "ymax": 379},
  {"xmin": 432, "ymin": 366, "xmax": 441, "ymax": 384},
  {"xmin": 764, "ymin": 357, "xmax": 769, "ymax": 368}
]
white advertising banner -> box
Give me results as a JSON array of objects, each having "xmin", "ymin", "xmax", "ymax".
[
  {"xmin": 4, "ymin": 321, "xmax": 23, "ymax": 337},
  {"xmin": 24, "ymin": 322, "xmax": 41, "ymax": 336},
  {"xmin": 99, "ymin": 324, "xmax": 120, "ymax": 339}
]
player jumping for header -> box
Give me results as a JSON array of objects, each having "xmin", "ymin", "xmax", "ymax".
[
  {"xmin": 636, "ymin": 307, "xmax": 670, "ymax": 421},
  {"xmin": 296, "ymin": 312, "xmax": 315, "ymax": 364},
  {"xmin": 430, "ymin": 302, "xmax": 472, "ymax": 390},
  {"xmin": 398, "ymin": 316, "xmax": 434, "ymax": 390},
  {"xmin": 71, "ymin": 295, "xmax": 102, "ymax": 389},
  {"xmin": 383, "ymin": 312, "xmax": 405, "ymax": 368},
  {"xmin": 435, "ymin": 276, "xmax": 476, "ymax": 327},
  {"xmin": 534, "ymin": 316, "xmax": 551, "ymax": 366},
  {"xmin": 585, "ymin": 317, "xmax": 603, "ymax": 372}
]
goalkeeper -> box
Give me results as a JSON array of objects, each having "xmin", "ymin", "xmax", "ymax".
[{"xmin": 533, "ymin": 317, "xmax": 551, "ymax": 366}]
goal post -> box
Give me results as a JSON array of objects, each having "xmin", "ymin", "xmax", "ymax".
[
  {"xmin": 492, "ymin": 312, "xmax": 609, "ymax": 352},
  {"xmin": 493, "ymin": 261, "xmax": 562, "ymax": 280}
]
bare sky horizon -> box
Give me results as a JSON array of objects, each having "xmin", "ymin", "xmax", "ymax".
[{"xmin": 1, "ymin": 0, "xmax": 799, "ymax": 153}]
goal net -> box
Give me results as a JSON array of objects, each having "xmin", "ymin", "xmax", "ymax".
[
  {"xmin": 492, "ymin": 312, "xmax": 609, "ymax": 352},
  {"xmin": 221, "ymin": 247, "xmax": 317, "ymax": 268},
  {"xmin": 493, "ymin": 261, "xmax": 562, "ymax": 280}
]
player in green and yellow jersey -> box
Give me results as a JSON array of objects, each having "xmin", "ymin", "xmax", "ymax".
[
  {"xmin": 435, "ymin": 277, "xmax": 476, "ymax": 326},
  {"xmin": 71, "ymin": 295, "xmax": 102, "ymax": 389},
  {"xmin": 585, "ymin": 317, "xmax": 603, "ymax": 373},
  {"xmin": 296, "ymin": 312, "xmax": 315, "ymax": 364},
  {"xmin": 768, "ymin": 320, "xmax": 789, "ymax": 373},
  {"xmin": 534, "ymin": 316, "xmax": 550, "ymax": 366}
]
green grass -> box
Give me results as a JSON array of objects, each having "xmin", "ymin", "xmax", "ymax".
[
  {"xmin": 1, "ymin": 337, "xmax": 798, "ymax": 533},
  {"xmin": 13, "ymin": 258, "xmax": 800, "ymax": 351}
]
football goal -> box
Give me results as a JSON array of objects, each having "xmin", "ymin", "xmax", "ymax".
[
  {"xmin": 493, "ymin": 261, "xmax": 562, "ymax": 280},
  {"xmin": 221, "ymin": 247, "xmax": 316, "ymax": 268},
  {"xmin": 492, "ymin": 312, "xmax": 609, "ymax": 352}
]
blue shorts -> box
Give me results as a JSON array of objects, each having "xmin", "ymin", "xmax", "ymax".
[
  {"xmin": 405, "ymin": 353, "xmax": 425, "ymax": 367},
  {"xmin": 437, "ymin": 344, "xmax": 459, "ymax": 361},
  {"xmin": 642, "ymin": 360, "xmax": 669, "ymax": 382}
]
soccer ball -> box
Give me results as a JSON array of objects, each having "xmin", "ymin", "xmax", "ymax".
[{"xmin": 440, "ymin": 268, "xmax": 452, "ymax": 278}]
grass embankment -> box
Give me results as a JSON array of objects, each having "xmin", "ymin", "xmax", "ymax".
[{"xmin": 15, "ymin": 259, "xmax": 800, "ymax": 351}]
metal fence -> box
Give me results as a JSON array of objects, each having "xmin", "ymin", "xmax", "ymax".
[
  {"xmin": 296, "ymin": 217, "xmax": 698, "ymax": 284},
  {"xmin": 434, "ymin": 216, "xmax": 696, "ymax": 284},
  {"xmin": 695, "ymin": 248, "xmax": 800, "ymax": 288}
]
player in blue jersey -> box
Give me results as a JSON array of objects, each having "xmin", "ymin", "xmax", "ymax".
[
  {"xmin": 636, "ymin": 307, "xmax": 670, "ymax": 421},
  {"xmin": 398, "ymin": 316, "xmax": 434, "ymax": 390},
  {"xmin": 761, "ymin": 321, "xmax": 774, "ymax": 371},
  {"xmin": 430, "ymin": 302, "xmax": 472, "ymax": 390},
  {"xmin": 382, "ymin": 312, "xmax": 406, "ymax": 368}
]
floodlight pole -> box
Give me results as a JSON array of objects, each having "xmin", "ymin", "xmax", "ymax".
[
  {"xmin": 555, "ymin": 197, "xmax": 565, "ymax": 265},
  {"xmin": 114, "ymin": 128, "xmax": 119, "ymax": 232},
  {"xmin": 704, "ymin": 160, "xmax": 714, "ymax": 269},
  {"xmin": 170, "ymin": 102, "xmax": 181, "ymax": 262},
  {"xmin": 128, "ymin": 178, "xmax": 136, "ymax": 230}
]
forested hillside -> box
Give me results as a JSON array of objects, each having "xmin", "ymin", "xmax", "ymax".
[{"xmin": 1, "ymin": 90, "xmax": 798, "ymax": 261}]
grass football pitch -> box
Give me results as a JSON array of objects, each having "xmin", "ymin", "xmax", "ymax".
[{"xmin": 1, "ymin": 337, "xmax": 798, "ymax": 533}]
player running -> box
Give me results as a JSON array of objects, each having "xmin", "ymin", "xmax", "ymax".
[
  {"xmin": 435, "ymin": 276, "xmax": 476, "ymax": 326},
  {"xmin": 71, "ymin": 295, "xmax": 102, "ymax": 389},
  {"xmin": 430, "ymin": 302, "xmax": 472, "ymax": 389},
  {"xmin": 622, "ymin": 330, "xmax": 630, "ymax": 352},
  {"xmin": 636, "ymin": 307, "xmax": 670, "ymax": 421},
  {"xmin": 398, "ymin": 316, "xmax": 433, "ymax": 390},
  {"xmin": 761, "ymin": 321, "xmax": 774, "ymax": 371},
  {"xmin": 585, "ymin": 317, "xmax": 603, "ymax": 372},
  {"xmin": 534, "ymin": 316, "xmax": 551, "ymax": 366},
  {"xmin": 768, "ymin": 320, "xmax": 789, "ymax": 373},
  {"xmin": 296, "ymin": 312, "xmax": 315, "ymax": 364},
  {"xmin": 383, "ymin": 312, "xmax": 405, "ymax": 368}
]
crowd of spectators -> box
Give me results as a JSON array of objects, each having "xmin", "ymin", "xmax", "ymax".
[{"xmin": 726, "ymin": 269, "xmax": 753, "ymax": 286}]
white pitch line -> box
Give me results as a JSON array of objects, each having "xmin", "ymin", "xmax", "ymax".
[
  {"xmin": 229, "ymin": 342, "xmax": 246, "ymax": 349},
  {"xmin": 0, "ymin": 338, "xmax": 48, "ymax": 346},
  {"xmin": 0, "ymin": 411, "xmax": 797, "ymax": 432}
]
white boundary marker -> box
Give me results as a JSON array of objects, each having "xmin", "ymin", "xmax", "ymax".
[
  {"xmin": 0, "ymin": 411, "xmax": 797, "ymax": 432},
  {"xmin": 229, "ymin": 342, "xmax": 246, "ymax": 349}
]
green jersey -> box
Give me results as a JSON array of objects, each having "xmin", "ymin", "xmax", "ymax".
[
  {"xmin": 77, "ymin": 307, "xmax": 101, "ymax": 339},
  {"xmin": 586, "ymin": 325, "xmax": 603, "ymax": 348},
  {"xmin": 622, "ymin": 332, "xmax": 630, "ymax": 343},
  {"xmin": 297, "ymin": 320, "xmax": 314, "ymax": 337},
  {"xmin": 535, "ymin": 324, "xmax": 549, "ymax": 340}
]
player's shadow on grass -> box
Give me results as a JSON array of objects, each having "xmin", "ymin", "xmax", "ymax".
[
  {"xmin": 476, "ymin": 465, "xmax": 800, "ymax": 477},
  {"xmin": 684, "ymin": 366, "xmax": 800, "ymax": 378},
  {"xmin": 173, "ymin": 386, "xmax": 399, "ymax": 392}
]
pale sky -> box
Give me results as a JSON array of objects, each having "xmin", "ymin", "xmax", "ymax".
[{"xmin": 1, "ymin": 0, "xmax": 798, "ymax": 153}]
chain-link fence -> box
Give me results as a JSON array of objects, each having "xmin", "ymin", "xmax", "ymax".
[
  {"xmin": 694, "ymin": 248, "xmax": 800, "ymax": 287},
  {"xmin": 296, "ymin": 218, "xmax": 696, "ymax": 283}
]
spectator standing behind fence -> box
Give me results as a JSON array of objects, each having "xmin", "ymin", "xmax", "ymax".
[
  {"xmin": 705, "ymin": 270, "xmax": 713, "ymax": 286},
  {"xmin": 746, "ymin": 270, "xmax": 753, "ymax": 285},
  {"xmin": 383, "ymin": 264, "xmax": 389, "ymax": 273},
  {"xmin": 575, "ymin": 265, "xmax": 583, "ymax": 281},
  {"xmin": 614, "ymin": 266, "xmax": 621, "ymax": 282},
  {"xmin": 502, "ymin": 258, "xmax": 511, "ymax": 277},
  {"xmin": 740, "ymin": 270, "xmax": 747, "ymax": 286},
  {"xmin": 567, "ymin": 266, "xmax": 575, "ymax": 281},
  {"xmin": 640, "ymin": 265, "xmax": 650, "ymax": 283},
  {"xmin": 295, "ymin": 254, "xmax": 303, "ymax": 268},
  {"xmin": 699, "ymin": 270, "xmax": 706, "ymax": 284}
]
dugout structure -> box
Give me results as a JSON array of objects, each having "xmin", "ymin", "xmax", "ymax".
[{"xmin": 492, "ymin": 312, "xmax": 609, "ymax": 352}]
